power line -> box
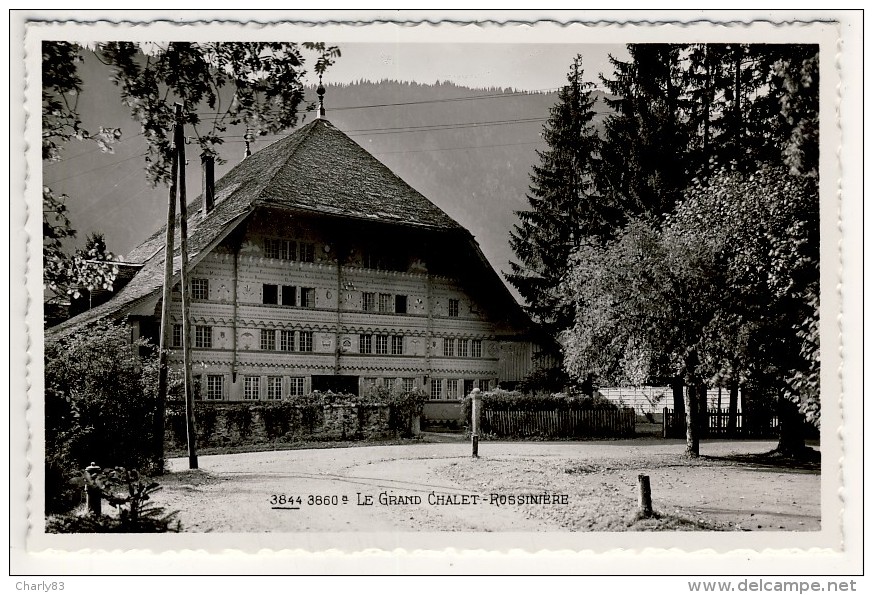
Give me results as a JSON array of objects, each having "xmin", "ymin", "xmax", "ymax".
[
  {"xmin": 371, "ymin": 139, "xmax": 546, "ymax": 156},
  {"xmin": 193, "ymin": 87, "xmax": 562, "ymax": 117},
  {"xmin": 346, "ymin": 117, "xmax": 548, "ymax": 136},
  {"xmin": 217, "ymin": 115, "xmax": 552, "ymax": 141}
]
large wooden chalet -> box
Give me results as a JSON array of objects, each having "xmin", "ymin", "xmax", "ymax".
[{"xmin": 50, "ymin": 112, "xmax": 545, "ymax": 401}]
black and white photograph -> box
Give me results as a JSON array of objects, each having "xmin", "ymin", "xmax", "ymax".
[{"xmin": 10, "ymin": 11, "xmax": 860, "ymax": 579}]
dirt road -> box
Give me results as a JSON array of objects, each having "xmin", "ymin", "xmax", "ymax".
[{"xmin": 159, "ymin": 439, "xmax": 819, "ymax": 532}]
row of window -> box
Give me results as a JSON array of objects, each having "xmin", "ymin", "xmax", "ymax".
[
  {"xmin": 443, "ymin": 338, "xmax": 482, "ymax": 358},
  {"xmin": 429, "ymin": 378, "xmax": 491, "ymax": 400},
  {"xmin": 265, "ymin": 238, "xmax": 409, "ymax": 272},
  {"xmin": 176, "ymin": 325, "xmax": 486, "ymax": 357},
  {"xmin": 264, "ymin": 238, "xmax": 316, "ymax": 262},
  {"xmin": 263, "ymin": 284, "xmax": 315, "ymax": 307},
  {"xmin": 359, "ymin": 334, "xmax": 403, "ymax": 355},
  {"xmin": 190, "ymin": 279, "xmax": 463, "ymax": 318},
  {"xmin": 201, "ymin": 374, "xmax": 306, "ymax": 401},
  {"xmin": 363, "ymin": 292, "xmax": 406, "ymax": 314},
  {"xmin": 173, "ymin": 325, "xmax": 221, "ymax": 349},
  {"xmin": 260, "ymin": 329, "xmax": 314, "ymax": 352},
  {"xmin": 362, "ymin": 377, "xmax": 417, "ymax": 393},
  {"xmin": 175, "ymin": 325, "xmax": 315, "ymax": 351},
  {"xmin": 200, "ymin": 375, "xmax": 489, "ymax": 401}
]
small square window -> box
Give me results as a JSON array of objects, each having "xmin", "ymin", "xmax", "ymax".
[
  {"xmin": 395, "ymin": 295, "xmax": 407, "ymax": 314},
  {"xmin": 299, "ymin": 331, "xmax": 313, "ymax": 352},
  {"xmin": 458, "ymin": 339, "xmax": 469, "ymax": 357},
  {"xmin": 471, "ymin": 339, "xmax": 482, "ymax": 358},
  {"xmin": 362, "ymin": 292, "xmax": 376, "ymax": 312},
  {"xmin": 300, "ymin": 242, "xmax": 315, "ymax": 263},
  {"xmin": 263, "ymin": 284, "xmax": 278, "ymax": 305},
  {"xmin": 260, "ymin": 329, "xmax": 276, "ymax": 351},
  {"xmin": 375, "ymin": 334, "xmax": 389, "ymax": 355},
  {"xmin": 266, "ymin": 376, "xmax": 283, "ymax": 400},
  {"xmin": 448, "ymin": 299, "xmax": 460, "ymax": 317},
  {"xmin": 264, "ymin": 238, "xmax": 281, "ymax": 259},
  {"xmin": 430, "ymin": 379, "xmax": 443, "ymax": 400},
  {"xmin": 281, "ymin": 285, "xmax": 296, "ymax": 306},
  {"xmin": 206, "ymin": 375, "xmax": 224, "ymax": 400},
  {"xmin": 446, "ymin": 379, "xmax": 459, "ymax": 400},
  {"xmin": 284, "ymin": 240, "xmax": 297, "ymax": 261},
  {"xmin": 391, "ymin": 335, "xmax": 403, "ymax": 355},
  {"xmin": 402, "ymin": 378, "xmax": 416, "ymax": 393},
  {"xmin": 243, "ymin": 376, "xmax": 260, "ymax": 400},
  {"xmin": 194, "ymin": 326, "xmax": 212, "ymax": 349},
  {"xmin": 279, "ymin": 330, "xmax": 295, "ymax": 352},
  {"xmin": 359, "ymin": 334, "xmax": 373, "ymax": 354},
  {"xmin": 443, "ymin": 338, "xmax": 455, "ymax": 357},
  {"xmin": 378, "ymin": 293, "xmax": 392, "ymax": 313},
  {"xmin": 192, "ymin": 278, "xmax": 209, "ymax": 300},
  {"xmin": 300, "ymin": 287, "xmax": 315, "ymax": 308},
  {"xmin": 288, "ymin": 377, "xmax": 305, "ymax": 397}
]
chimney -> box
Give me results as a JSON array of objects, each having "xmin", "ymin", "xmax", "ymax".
[{"xmin": 201, "ymin": 152, "xmax": 215, "ymax": 215}]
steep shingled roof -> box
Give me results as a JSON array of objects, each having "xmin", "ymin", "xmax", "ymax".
[
  {"xmin": 49, "ymin": 119, "xmax": 504, "ymax": 336},
  {"xmin": 125, "ymin": 119, "xmax": 462, "ymax": 265}
]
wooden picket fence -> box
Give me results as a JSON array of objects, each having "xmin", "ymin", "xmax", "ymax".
[
  {"xmin": 663, "ymin": 408, "xmax": 779, "ymax": 438},
  {"xmin": 482, "ymin": 408, "xmax": 635, "ymax": 438}
]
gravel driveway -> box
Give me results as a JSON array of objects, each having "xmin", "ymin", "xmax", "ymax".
[{"xmin": 158, "ymin": 439, "xmax": 820, "ymax": 532}]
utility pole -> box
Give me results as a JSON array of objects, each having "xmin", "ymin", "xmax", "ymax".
[
  {"xmin": 154, "ymin": 106, "xmax": 181, "ymax": 474},
  {"xmin": 176, "ymin": 103, "xmax": 199, "ymax": 469}
]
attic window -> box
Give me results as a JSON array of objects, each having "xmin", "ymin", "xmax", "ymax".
[
  {"xmin": 300, "ymin": 287, "xmax": 315, "ymax": 308},
  {"xmin": 265, "ymin": 238, "xmax": 296, "ymax": 260},
  {"xmin": 281, "ymin": 285, "xmax": 296, "ymax": 306},
  {"xmin": 300, "ymin": 242, "xmax": 315, "ymax": 263},
  {"xmin": 378, "ymin": 293, "xmax": 392, "ymax": 313}
]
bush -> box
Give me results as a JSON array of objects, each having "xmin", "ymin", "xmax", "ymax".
[
  {"xmin": 45, "ymin": 321, "xmax": 172, "ymax": 513},
  {"xmin": 282, "ymin": 388, "xmax": 427, "ymax": 437},
  {"xmin": 46, "ymin": 466, "xmax": 181, "ymax": 533},
  {"xmin": 360, "ymin": 385, "xmax": 428, "ymax": 437}
]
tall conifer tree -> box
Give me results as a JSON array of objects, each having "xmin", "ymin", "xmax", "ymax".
[
  {"xmin": 507, "ymin": 56, "xmax": 613, "ymax": 337},
  {"xmin": 598, "ymin": 44, "xmax": 692, "ymax": 218}
]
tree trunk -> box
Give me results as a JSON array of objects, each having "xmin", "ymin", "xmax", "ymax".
[
  {"xmin": 728, "ymin": 379, "xmax": 739, "ymax": 436},
  {"xmin": 671, "ymin": 376, "xmax": 685, "ymax": 438},
  {"xmin": 776, "ymin": 394, "xmax": 807, "ymax": 457},
  {"xmin": 684, "ymin": 383, "xmax": 699, "ymax": 457}
]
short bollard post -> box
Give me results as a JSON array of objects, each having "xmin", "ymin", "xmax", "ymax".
[
  {"xmin": 84, "ymin": 462, "xmax": 102, "ymax": 517},
  {"xmin": 637, "ymin": 474, "xmax": 653, "ymax": 518},
  {"xmin": 471, "ymin": 388, "xmax": 481, "ymax": 458}
]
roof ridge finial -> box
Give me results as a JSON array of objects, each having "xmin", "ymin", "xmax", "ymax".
[
  {"xmin": 316, "ymin": 74, "xmax": 326, "ymax": 119},
  {"xmin": 243, "ymin": 127, "xmax": 253, "ymax": 159}
]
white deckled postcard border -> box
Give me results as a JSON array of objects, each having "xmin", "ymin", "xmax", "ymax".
[{"xmin": 10, "ymin": 10, "xmax": 861, "ymax": 575}]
